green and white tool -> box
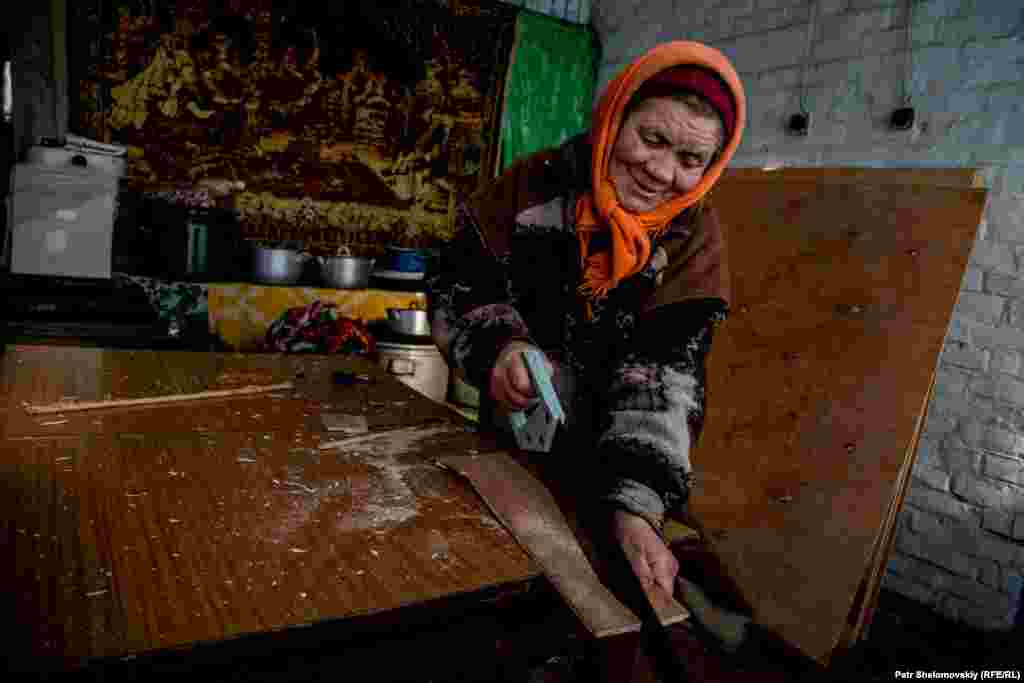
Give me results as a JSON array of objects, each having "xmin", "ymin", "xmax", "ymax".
[{"xmin": 509, "ymin": 348, "xmax": 565, "ymax": 453}]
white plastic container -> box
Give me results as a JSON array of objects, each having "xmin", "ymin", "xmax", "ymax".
[{"xmin": 8, "ymin": 147, "xmax": 122, "ymax": 278}]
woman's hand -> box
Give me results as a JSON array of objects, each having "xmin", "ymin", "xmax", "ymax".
[
  {"xmin": 612, "ymin": 509, "xmax": 679, "ymax": 595},
  {"xmin": 489, "ymin": 341, "xmax": 553, "ymax": 412}
]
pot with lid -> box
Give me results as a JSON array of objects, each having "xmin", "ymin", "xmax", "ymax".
[
  {"xmin": 318, "ymin": 246, "xmax": 375, "ymax": 289},
  {"xmin": 386, "ymin": 307, "xmax": 431, "ymax": 337}
]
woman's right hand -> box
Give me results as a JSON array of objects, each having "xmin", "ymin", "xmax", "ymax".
[{"xmin": 489, "ymin": 341, "xmax": 552, "ymax": 412}]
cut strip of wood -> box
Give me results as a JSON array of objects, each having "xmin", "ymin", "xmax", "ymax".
[
  {"xmin": 23, "ymin": 383, "xmax": 294, "ymax": 415},
  {"xmin": 438, "ymin": 451, "xmax": 689, "ymax": 639}
]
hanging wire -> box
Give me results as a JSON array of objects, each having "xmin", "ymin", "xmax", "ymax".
[
  {"xmin": 797, "ymin": 0, "xmax": 820, "ymax": 115},
  {"xmin": 2, "ymin": 61, "xmax": 11, "ymax": 124},
  {"xmin": 901, "ymin": 0, "xmax": 914, "ymax": 105}
]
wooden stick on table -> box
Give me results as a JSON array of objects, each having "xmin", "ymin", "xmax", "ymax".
[{"xmin": 23, "ymin": 383, "xmax": 295, "ymax": 415}]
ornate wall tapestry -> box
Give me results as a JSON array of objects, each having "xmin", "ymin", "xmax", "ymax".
[{"xmin": 68, "ymin": 0, "xmax": 517, "ymax": 250}]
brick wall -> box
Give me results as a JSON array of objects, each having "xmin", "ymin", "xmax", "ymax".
[
  {"xmin": 591, "ymin": 0, "xmax": 1024, "ymax": 630},
  {"xmin": 500, "ymin": 0, "xmax": 592, "ymax": 24}
]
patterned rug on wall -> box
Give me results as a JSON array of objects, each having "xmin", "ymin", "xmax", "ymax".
[{"xmin": 68, "ymin": 0, "xmax": 517, "ymax": 252}]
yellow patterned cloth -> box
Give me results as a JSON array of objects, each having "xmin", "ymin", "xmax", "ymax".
[{"xmin": 207, "ymin": 284, "xmax": 425, "ymax": 351}]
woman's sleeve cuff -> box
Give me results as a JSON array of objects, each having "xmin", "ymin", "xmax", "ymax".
[{"xmin": 603, "ymin": 478, "xmax": 667, "ymax": 534}]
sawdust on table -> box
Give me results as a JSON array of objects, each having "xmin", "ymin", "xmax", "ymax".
[{"xmin": 258, "ymin": 425, "xmax": 484, "ymax": 545}]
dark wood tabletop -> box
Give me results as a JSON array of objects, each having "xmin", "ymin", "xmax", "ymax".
[{"xmin": 0, "ymin": 345, "xmax": 539, "ymax": 675}]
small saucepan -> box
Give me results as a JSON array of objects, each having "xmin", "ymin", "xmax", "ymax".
[{"xmin": 386, "ymin": 307, "xmax": 431, "ymax": 337}]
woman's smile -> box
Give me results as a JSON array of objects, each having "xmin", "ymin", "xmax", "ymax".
[{"xmin": 630, "ymin": 173, "xmax": 668, "ymax": 197}]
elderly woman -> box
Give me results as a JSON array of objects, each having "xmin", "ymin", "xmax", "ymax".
[{"xmin": 427, "ymin": 41, "xmax": 746, "ymax": 595}]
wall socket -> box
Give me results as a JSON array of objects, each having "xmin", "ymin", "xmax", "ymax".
[
  {"xmin": 787, "ymin": 112, "xmax": 811, "ymax": 136},
  {"xmin": 890, "ymin": 106, "xmax": 916, "ymax": 131}
]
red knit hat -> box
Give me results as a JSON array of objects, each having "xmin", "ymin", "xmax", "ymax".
[{"xmin": 630, "ymin": 65, "xmax": 736, "ymax": 139}]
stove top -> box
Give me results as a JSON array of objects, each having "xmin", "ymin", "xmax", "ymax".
[{"xmin": 1, "ymin": 273, "xmax": 157, "ymax": 323}]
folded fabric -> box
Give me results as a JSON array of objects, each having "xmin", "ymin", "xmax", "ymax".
[{"xmin": 259, "ymin": 300, "xmax": 375, "ymax": 355}]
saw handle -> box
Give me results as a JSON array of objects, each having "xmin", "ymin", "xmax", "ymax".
[{"xmin": 508, "ymin": 348, "xmax": 565, "ymax": 427}]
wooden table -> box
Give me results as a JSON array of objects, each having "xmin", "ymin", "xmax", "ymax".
[{"xmin": 0, "ymin": 345, "xmax": 549, "ymax": 678}]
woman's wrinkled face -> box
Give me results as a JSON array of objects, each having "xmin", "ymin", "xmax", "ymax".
[{"xmin": 609, "ymin": 96, "xmax": 722, "ymax": 214}]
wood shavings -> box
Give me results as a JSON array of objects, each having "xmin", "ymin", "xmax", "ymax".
[
  {"xmin": 289, "ymin": 548, "xmax": 308, "ymax": 554},
  {"xmin": 318, "ymin": 425, "xmax": 447, "ymax": 451},
  {"xmin": 86, "ymin": 590, "xmax": 108, "ymax": 597},
  {"xmin": 39, "ymin": 419, "xmax": 69, "ymax": 426}
]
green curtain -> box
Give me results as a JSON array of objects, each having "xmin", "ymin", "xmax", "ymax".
[{"xmin": 499, "ymin": 11, "xmax": 597, "ymax": 172}]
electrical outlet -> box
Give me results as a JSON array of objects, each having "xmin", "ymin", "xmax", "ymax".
[
  {"xmin": 787, "ymin": 112, "xmax": 811, "ymax": 136},
  {"xmin": 889, "ymin": 106, "xmax": 916, "ymax": 131}
]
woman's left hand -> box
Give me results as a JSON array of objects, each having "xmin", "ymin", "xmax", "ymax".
[{"xmin": 612, "ymin": 509, "xmax": 679, "ymax": 595}]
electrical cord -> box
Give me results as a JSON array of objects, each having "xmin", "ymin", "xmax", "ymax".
[
  {"xmin": 902, "ymin": 0, "xmax": 914, "ymax": 106},
  {"xmin": 797, "ymin": 0, "xmax": 820, "ymax": 116}
]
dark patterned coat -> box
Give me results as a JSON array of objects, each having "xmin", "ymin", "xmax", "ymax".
[{"xmin": 427, "ymin": 134, "xmax": 730, "ymax": 529}]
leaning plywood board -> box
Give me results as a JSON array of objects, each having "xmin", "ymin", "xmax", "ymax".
[
  {"xmin": 688, "ymin": 173, "xmax": 985, "ymax": 665},
  {"xmin": 439, "ymin": 452, "xmax": 689, "ymax": 638},
  {"xmin": 722, "ymin": 166, "xmax": 981, "ymax": 189},
  {"xmin": 840, "ymin": 373, "xmax": 933, "ymax": 650}
]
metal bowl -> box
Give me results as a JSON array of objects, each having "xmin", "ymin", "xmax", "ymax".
[
  {"xmin": 385, "ymin": 246, "xmax": 428, "ymax": 274},
  {"xmin": 386, "ymin": 307, "xmax": 431, "ymax": 337},
  {"xmin": 319, "ymin": 255, "xmax": 375, "ymax": 289}
]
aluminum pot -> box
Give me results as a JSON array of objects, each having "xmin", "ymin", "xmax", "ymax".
[
  {"xmin": 252, "ymin": 246, "xmax": 310, "ymax": 285},
  {"xmin": 318, "ymin": 255, "xmax": 375, "ymax": 289},
  {"xmin": 387, "ymin": 307, "xmax": 431, "ymax": 337},
  {"xmin": 377, "ymin": 341, "xmax": 449, "ymax": 404}
]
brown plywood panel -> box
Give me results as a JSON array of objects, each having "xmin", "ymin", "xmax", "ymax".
[
  {"xmin": 722, "ymin": 166, "xmax": 981, "ymax": 189},
  {"xmin": 840, "ymin": 373, "xmax": 932, "ymax": 650},
  {"xmin": 688, "ymin": 180, "xmax": 985, "ymax": 664}
]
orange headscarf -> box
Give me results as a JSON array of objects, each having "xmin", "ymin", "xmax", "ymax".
[{"xmin": 576, "ymin": 41, "xmax": 747, "ymax": 301}]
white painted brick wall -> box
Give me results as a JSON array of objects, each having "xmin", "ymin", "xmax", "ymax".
[
  {"xmin": 501, "ymin": 0, "xmax": 593, "ymax": 24},
  {"xmin": 592, "ymin": 0, "xmax": 1024, "ymax": 630}
]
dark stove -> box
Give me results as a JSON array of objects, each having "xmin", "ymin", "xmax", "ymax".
[{"xmin": 1, "ymin": 273, "xmax": 211, "ymax": 349}]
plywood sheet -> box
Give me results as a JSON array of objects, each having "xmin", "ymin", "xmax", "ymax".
[
  {"xmin": 836, "ymin": 373, "xmax": 932, "ymax": 651},
  {"xmin": 688, "ymin": 175, "xmax": 986, "ymax": 664},
  {"xmin": 722, "ymin": 166, "xmax": 981, "ymax": 188}
]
